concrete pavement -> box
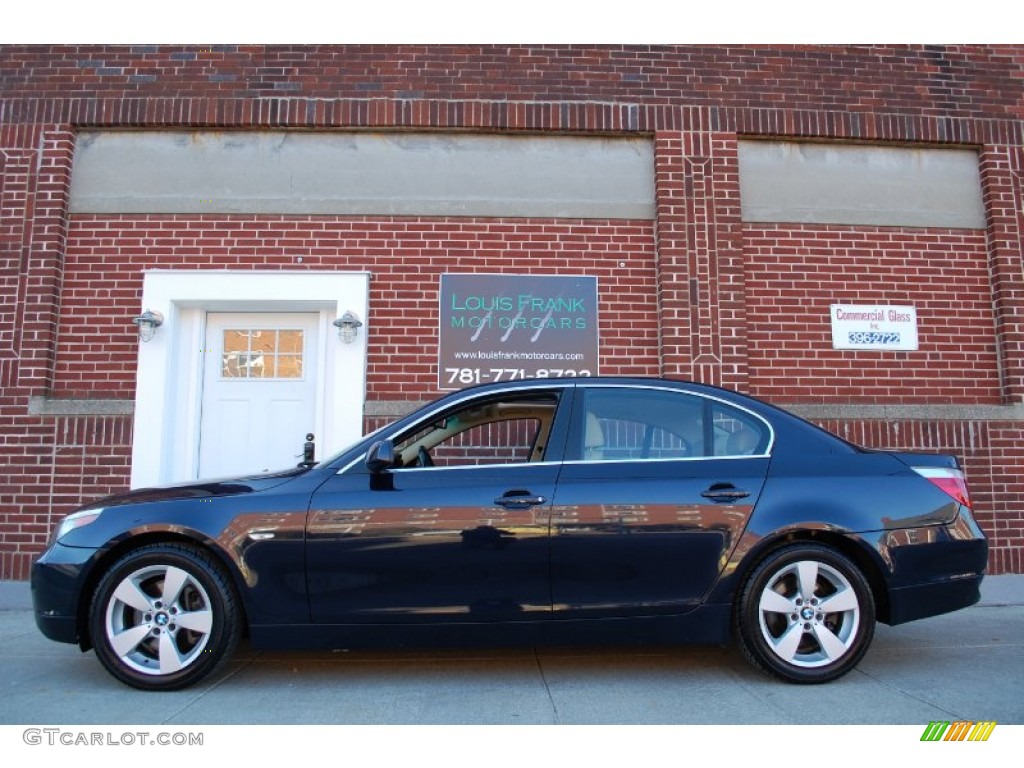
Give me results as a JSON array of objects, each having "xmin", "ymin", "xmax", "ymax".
[{"xmin": 1, "ymin": 576, "xmax": 1022, "ymax": 725}]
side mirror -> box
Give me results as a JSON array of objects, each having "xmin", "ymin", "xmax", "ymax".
[{"xmin": 365, "ymin": 439, "xmax": 397, "ymax": 473}]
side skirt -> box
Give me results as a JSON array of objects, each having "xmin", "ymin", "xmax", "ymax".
[{"xmin": 249, "ymin": 604, "xmax": 733, "ymax": 651}]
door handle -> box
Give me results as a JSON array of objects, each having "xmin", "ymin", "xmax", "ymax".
[
  {"xmin": 494, "ymin": 491, "xmax": 547, "ymax": 509},
  {"xmin": 701, "ymin": 483, "xmax": 750, "ymax": 502}
]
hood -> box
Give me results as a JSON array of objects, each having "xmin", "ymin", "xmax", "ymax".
[{"xmin": 79, "ymin": 466, "xmax": 308, "ymax": 510}]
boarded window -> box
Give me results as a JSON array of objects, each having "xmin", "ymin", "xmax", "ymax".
[{"xmin": 738, "ymin": 141, "xmax": 985, "ymax": 228}]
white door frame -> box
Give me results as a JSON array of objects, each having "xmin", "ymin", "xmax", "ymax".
[{"xmin": 130, "ymin": 270, "xmax": 370, "ymax": 488}]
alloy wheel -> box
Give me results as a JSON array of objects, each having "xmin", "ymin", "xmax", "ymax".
[{"xmin": 104, "ymin": 564, "xmax": 214, "ymax": 676}]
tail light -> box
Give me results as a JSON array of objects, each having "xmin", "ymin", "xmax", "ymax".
[{"xmin": 912, "ymin": 466, "xmax": 973, "ymax": 509}]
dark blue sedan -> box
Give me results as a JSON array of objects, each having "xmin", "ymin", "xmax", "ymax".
[{"xmin": 31, "ymin": 377, "xmax": 988, "ymax": 689}]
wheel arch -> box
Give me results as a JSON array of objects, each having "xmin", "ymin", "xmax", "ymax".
[
  {"xmin": 730, "ymin": 530, "xmax": 893, "ymax": 625},
  {"xmin": 76, "ymin": 531, "xmax": 249, "ymax": 651}
]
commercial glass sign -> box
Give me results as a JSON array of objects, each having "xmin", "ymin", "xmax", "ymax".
[
  {"xmin": 438, "ymin": 274, "xmax": 599, "ymax": 390},
  {"xmin": 830, "ymin": 304, "xmax": 919, "ymax": 351}
]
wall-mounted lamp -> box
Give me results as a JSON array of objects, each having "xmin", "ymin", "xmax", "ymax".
[
  {"xmin": 131, "ymin": 309, "xmax": 164, "ymax": 342},
  {"xmin": 332, "ymin": 310, "xmax": 364, "ymax": 344}
]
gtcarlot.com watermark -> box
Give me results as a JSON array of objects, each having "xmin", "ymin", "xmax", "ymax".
[{"xmin": 23, "ymin": 728, "xmax": 203, "ymax": 747}]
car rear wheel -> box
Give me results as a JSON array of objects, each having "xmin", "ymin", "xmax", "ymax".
[
  {"xmin": 89, "ymin": 543, "xmax": 241, "ymax": 691},
  {"xmin": 735, "ymin": 543, "xmax": 875, "ymax": 684}
]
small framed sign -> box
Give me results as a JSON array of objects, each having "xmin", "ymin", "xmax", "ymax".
[{"xmin": 830, "ymin": 304, "xmax": 918, "ymax": 351}]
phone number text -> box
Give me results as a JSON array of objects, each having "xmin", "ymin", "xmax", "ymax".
[
  {"xmin": 847, "ymin": 331, "xmax": 902, "ymax": 345},
  {"xmin": 445, "ymin": 367, "xmax": 593, "ymax": 385}
]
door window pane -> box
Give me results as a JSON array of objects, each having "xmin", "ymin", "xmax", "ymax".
[
  {"xmin": 430, "ymin": 419, "xmax": 541, "ymax": 467},
  {"xmin": 576, "ymin": 388, "xmax": 769, "ymax": 461},
  {"xmin": 580, "ymin": 389, "xmax": 703, "ymax": 461},
  {"xmin": 221, "ymin": 329, "xmax": 304, "ymax": 379},
  {"xmin": 710, "ymin": 403, "xmax": 769, "ymax": 457},
  {"xmin": 394, "ymin": 394, "xmax": 558, "ymax": 468}
]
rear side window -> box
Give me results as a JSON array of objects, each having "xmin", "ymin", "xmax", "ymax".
[
  {"xmin": 574, "ymin": 388, "xmax": 769, "ymax": 461},
  {"xmin": 709, "ymin": 403, "xmax": 768, "ymax": 457}
]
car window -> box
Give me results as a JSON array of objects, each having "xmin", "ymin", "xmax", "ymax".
[
  {"xmin": 577, "ymin": 388, "xmax": 703, "ymax": 461},
  {"xmin": 574, "ymin": 387, "xmax": 768, "ymax": 461},
  {"xmin": 394, "ymin": 393, "xmax": 558, "ymax": 468},
  {"xmin": 710, "ymin": 402, "xmax": 768, "ymax": 457}
]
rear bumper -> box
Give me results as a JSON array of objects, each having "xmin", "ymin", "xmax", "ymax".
[
  {"xmin": 886, "ymin": 573, "xmax": 983, "ymax": 625},
  {"xmin": 881, "ymin": 506, "xmax": 988, "ymax": 626}
]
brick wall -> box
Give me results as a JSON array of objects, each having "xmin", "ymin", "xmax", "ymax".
[
  {"xmin": 58, "ymin": 215, "xmax": 660, "ymax": 398},
  {"xmin": 0, "ymin": 416, "xmax": 131, "ymax": 580},
  {"xmin": 2, "ymin": 46, "xmax": 1021, "ymax": 120},
  {"xmin": 744, "ymin": 225, "xmax": 1001, "ymax": 403},
  {"xmin": 2, "ymin": 45, "xmax": 1023, "ymax": 578}
]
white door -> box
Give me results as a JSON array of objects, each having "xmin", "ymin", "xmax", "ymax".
[{"xmin": 198, "ymin": 312, "xmax": 320, "ymax": 479}]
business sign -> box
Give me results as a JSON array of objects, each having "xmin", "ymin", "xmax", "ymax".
[
  {"xmin": 438, "ymin": 274, "xmax": 599, "ymax": 390},
  {"xmin": 831, "ymin": 304, "xmax": 918, "ymax": 351}
]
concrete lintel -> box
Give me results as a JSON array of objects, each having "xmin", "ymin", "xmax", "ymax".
[
  {"xmin": 70, "ymin": 131, "xmax": 656, "ymax": 220},
  {"xmin": 364, "ymin": 400, "xmax": 428, "ymax": 418},
  {"xmin": 29, "ymin": 397, "xmax": 1024, "ymax": 423},
  {"xmin": 782, "ymin": 402, "xmax": 1024, "ymax": 422},
  {"xmin": 28, "ymin": 397, "xmax": 135, "ymax": 417}
]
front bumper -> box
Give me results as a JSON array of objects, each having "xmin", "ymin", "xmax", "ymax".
[{"xmin": 31, "ymin": 541, "xmax": 100, "ymax": 646}]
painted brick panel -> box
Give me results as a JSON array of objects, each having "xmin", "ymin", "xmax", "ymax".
[
  {"xmin": 744, "ymin": 225, "xmax": 1001, "ymax": 404},
  {"xmin": 58, "ymin": 215, "xmax": 661, "ymax": 399},
  {"xmin": 0, "ymin": 414, "xmax": 133, "ymax": 580}
]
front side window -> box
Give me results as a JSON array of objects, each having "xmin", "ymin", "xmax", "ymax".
[
  {"xmin": 394, "ymin": 393, "xmax": 559, "ymax": 469},
  {"xmin": 575, "ymin": 388, "xmax": 769, "ymax": 462}
]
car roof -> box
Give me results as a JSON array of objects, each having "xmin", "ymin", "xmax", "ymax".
[{"xmin": 438, "ymin": 376, "xmax": 855, "ymax": 455}]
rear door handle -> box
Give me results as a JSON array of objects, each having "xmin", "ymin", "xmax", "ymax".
[
  {"xmin": 494, "ymin": 491, "xmax": 547, "ymax": 509},
  {"xmin": 701, "ymin": 483, "xmax": 750, "ymax": 502}
]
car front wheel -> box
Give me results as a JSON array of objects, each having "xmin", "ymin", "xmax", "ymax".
[
  {"xmin": 89, "ymin": 543, "xmax": 241, "ymax": 691},
  {"xmin": 735, "ymin": 543, "xmax": 875, "ymax": 684}
]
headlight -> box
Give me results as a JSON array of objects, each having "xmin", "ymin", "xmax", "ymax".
[{"xmin": 54, "ymin": 509, "xmax": 103, "ymax": 543}]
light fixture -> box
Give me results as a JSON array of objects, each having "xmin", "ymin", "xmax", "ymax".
[
  {"xmin": 332, "ymin": 310, "xmax": 363, "ymax": 344},
  {"xmin": 131, "ymin": 309, "xmax": 164, "ymax": 342}
]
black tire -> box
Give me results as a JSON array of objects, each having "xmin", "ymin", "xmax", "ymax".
[
  {"xmin": 89, "ymin": 543, "xmax": 241, "ymax": 691},
  {"xmin": 734, "ymin": 543, "xmax": 875, "ymax": 684}
]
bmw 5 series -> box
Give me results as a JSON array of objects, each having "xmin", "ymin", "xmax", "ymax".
[{"xmin": 31, "ymin": 377, "xmax": 988, "ymax": 690}]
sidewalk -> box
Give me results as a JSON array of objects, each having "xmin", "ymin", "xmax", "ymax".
[
  {"xmin": 3, "ymin": 574, "xmax": 1022, "ymax": 611},
  {"xmin": 1, "ymin": 574, "xmax": 1021, "ymax": 726}
]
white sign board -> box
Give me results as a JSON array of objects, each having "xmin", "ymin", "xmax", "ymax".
[{"xmin": 830, "ymin": 305, "xmax": 918, "ymax": 351}]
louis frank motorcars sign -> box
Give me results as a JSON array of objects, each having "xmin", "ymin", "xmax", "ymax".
[
  {"xmin": 830, "ymin": 304, "xmax": 919, "ymax": 351},
  {"xmin": 438, "ymin": 274, "xmax": 599, "ymax": 390}
]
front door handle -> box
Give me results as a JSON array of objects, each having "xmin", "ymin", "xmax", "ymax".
[
  {"xmin": 701, "ymin": 483, "xmax": 750, "ymax": 502},
  {"xmin": 494, "ymin": 491, "xmax": 547, "ymax": 509}
]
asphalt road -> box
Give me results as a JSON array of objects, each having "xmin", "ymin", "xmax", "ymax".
[{"xmin": 1, "ymin": 577, "xmax": 1021, "ymax": 726}]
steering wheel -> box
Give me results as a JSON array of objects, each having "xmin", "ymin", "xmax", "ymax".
[{"xmin": 417, "ymin": 446, "xmax": 435, "ymax": 467}]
